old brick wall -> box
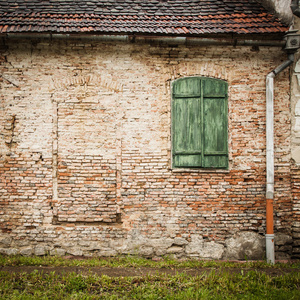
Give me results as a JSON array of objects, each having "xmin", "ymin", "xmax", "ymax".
[{"xmin": 0, "ymin": 38, "xmax": 295, "ymax": 259}]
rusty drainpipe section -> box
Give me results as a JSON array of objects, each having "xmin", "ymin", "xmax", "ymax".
[{"xmin": 266, "ymin": 53, "xmax": 294, "ymax": 264}]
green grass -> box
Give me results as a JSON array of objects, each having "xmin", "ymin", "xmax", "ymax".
[
  {"xmin": 0, "ymin": 255, "xmax": 299, "ymax": 299},
  {"xmin": 0, "ymin": 269, "xmax": 299, "ymax": 299},
  {"xmin": 0, "ymin": 254, "xmax": 299, "ymax": 269}
]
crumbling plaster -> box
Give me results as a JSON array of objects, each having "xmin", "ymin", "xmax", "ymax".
[{"xmin": 259, "ymin": 0, "xmax": 293, "ymax": 24}]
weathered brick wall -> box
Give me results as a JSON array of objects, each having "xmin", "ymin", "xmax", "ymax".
[{"xmin": 0, "ymin": 37, "xmax": 295, "ymax": 259}]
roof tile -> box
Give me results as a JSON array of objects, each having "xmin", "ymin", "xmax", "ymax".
[{"xmin": 0, "ymin": 0, "xmax": 288, "ymax": 36}]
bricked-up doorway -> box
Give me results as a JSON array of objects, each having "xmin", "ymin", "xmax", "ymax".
[{"xmin": 51, "ymin": 75, "xmax": 122, "ymax": 224}]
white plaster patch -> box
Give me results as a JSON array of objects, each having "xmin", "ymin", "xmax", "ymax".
[
  {"xmin": 294, "ymin": 118, "xmax": 300, "ymax": 132},
  {"xmin": 295, "ymin": 60, "xmax": 300, "ymax": 73},
  {"xmin": 292, "ymin": 146, "xmax": 300, "ymax": 164},
  {"xmin": 295, "ymin": 99, "xmax": 300, "ymax": 116},
  {"xmin": 296, "ymin": 74, "xmax": 300, "ymax": 86}
]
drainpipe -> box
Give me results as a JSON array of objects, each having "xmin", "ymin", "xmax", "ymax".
[{"xmin": 266, "ymin": 54, "xmax": 294, "ymax": 264}]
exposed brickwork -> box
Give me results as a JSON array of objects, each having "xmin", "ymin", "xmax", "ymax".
[
  {"xmin": 55, "ymin": 156, "xmax": 117, "ymax": 223},
  {"xmin": 0, "ymin": 153, "xmax": 52, "ymax": 232},
  {"xmin": 0, "ymin": 38, "xmax": 296, "ymax": 259}
]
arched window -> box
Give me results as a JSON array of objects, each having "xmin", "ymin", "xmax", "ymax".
[{"xmin": 172, "ymin": 77, "xmax": 228, "ymax": 168}]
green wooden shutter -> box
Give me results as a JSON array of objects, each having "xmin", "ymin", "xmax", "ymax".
[
  {"xmin": 172, "ymin": 77, "xmax": 228, "ymax": 168},
  {"xmin": 172, "ymin": 78, "xmax": 202, "ymax": 167},
  {"xmin": 202, "ymin": 78, "xmax": 228, "ymax": 168}
]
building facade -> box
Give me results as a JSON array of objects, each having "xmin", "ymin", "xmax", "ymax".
[{"xmin": 0, "ymin": 0, "xmax": 299, "ymax": 259}]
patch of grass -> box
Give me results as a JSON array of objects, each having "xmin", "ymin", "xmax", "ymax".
[
  {"xmin": 0, "ymin": 254, "xmax": 299, "ymax": 269},
  {"xmin": 1, "ymin": 255, "xmax": 299, "ymax": 299},
  {"xmin": 0, "ymin": 269, "xmax": 299, "ymax": 299}
]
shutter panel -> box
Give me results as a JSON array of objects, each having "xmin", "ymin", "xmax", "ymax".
[
  {"xmin": 173, "ymin": 77, "xmax": 201, "ymax": 97},
  {"xmin": 202, "ymin": 77, "xmax": 227, "ymax": 98},
  {"xmin": 202, "ymin": 79, "xmax": 228, "ymax": 168},
  {"xmin": 172, "ymin": 78, "xmax": 201, "ymax": 167}
]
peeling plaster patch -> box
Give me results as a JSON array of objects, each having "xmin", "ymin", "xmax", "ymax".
[
  {"xmin": 294, "ymin": 60, "xmax": 300, "ymax": 73},
  {"xmin": 295, "ymin": 99, "xmax": 300, "ymax": 116},
  {"xmin": 292, "ymin": 146, "xmax": 300, "ymax": 164},
  {"xmin": 4, "ymin": 115, "xmax": 17, "ymax": 150},
  {"xmin": 296, "ymin": 74, "xmax": 300, "ymax": 86}
]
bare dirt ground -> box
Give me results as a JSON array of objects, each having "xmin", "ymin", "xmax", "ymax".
[{"xmin": 1, "ymin": 265, "xmax": 299, "ymax": 277}]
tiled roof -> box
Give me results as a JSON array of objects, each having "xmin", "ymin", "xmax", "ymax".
[{"xmin": 0, "ymin": 0, "xmax": 288, "ymax": 36}]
